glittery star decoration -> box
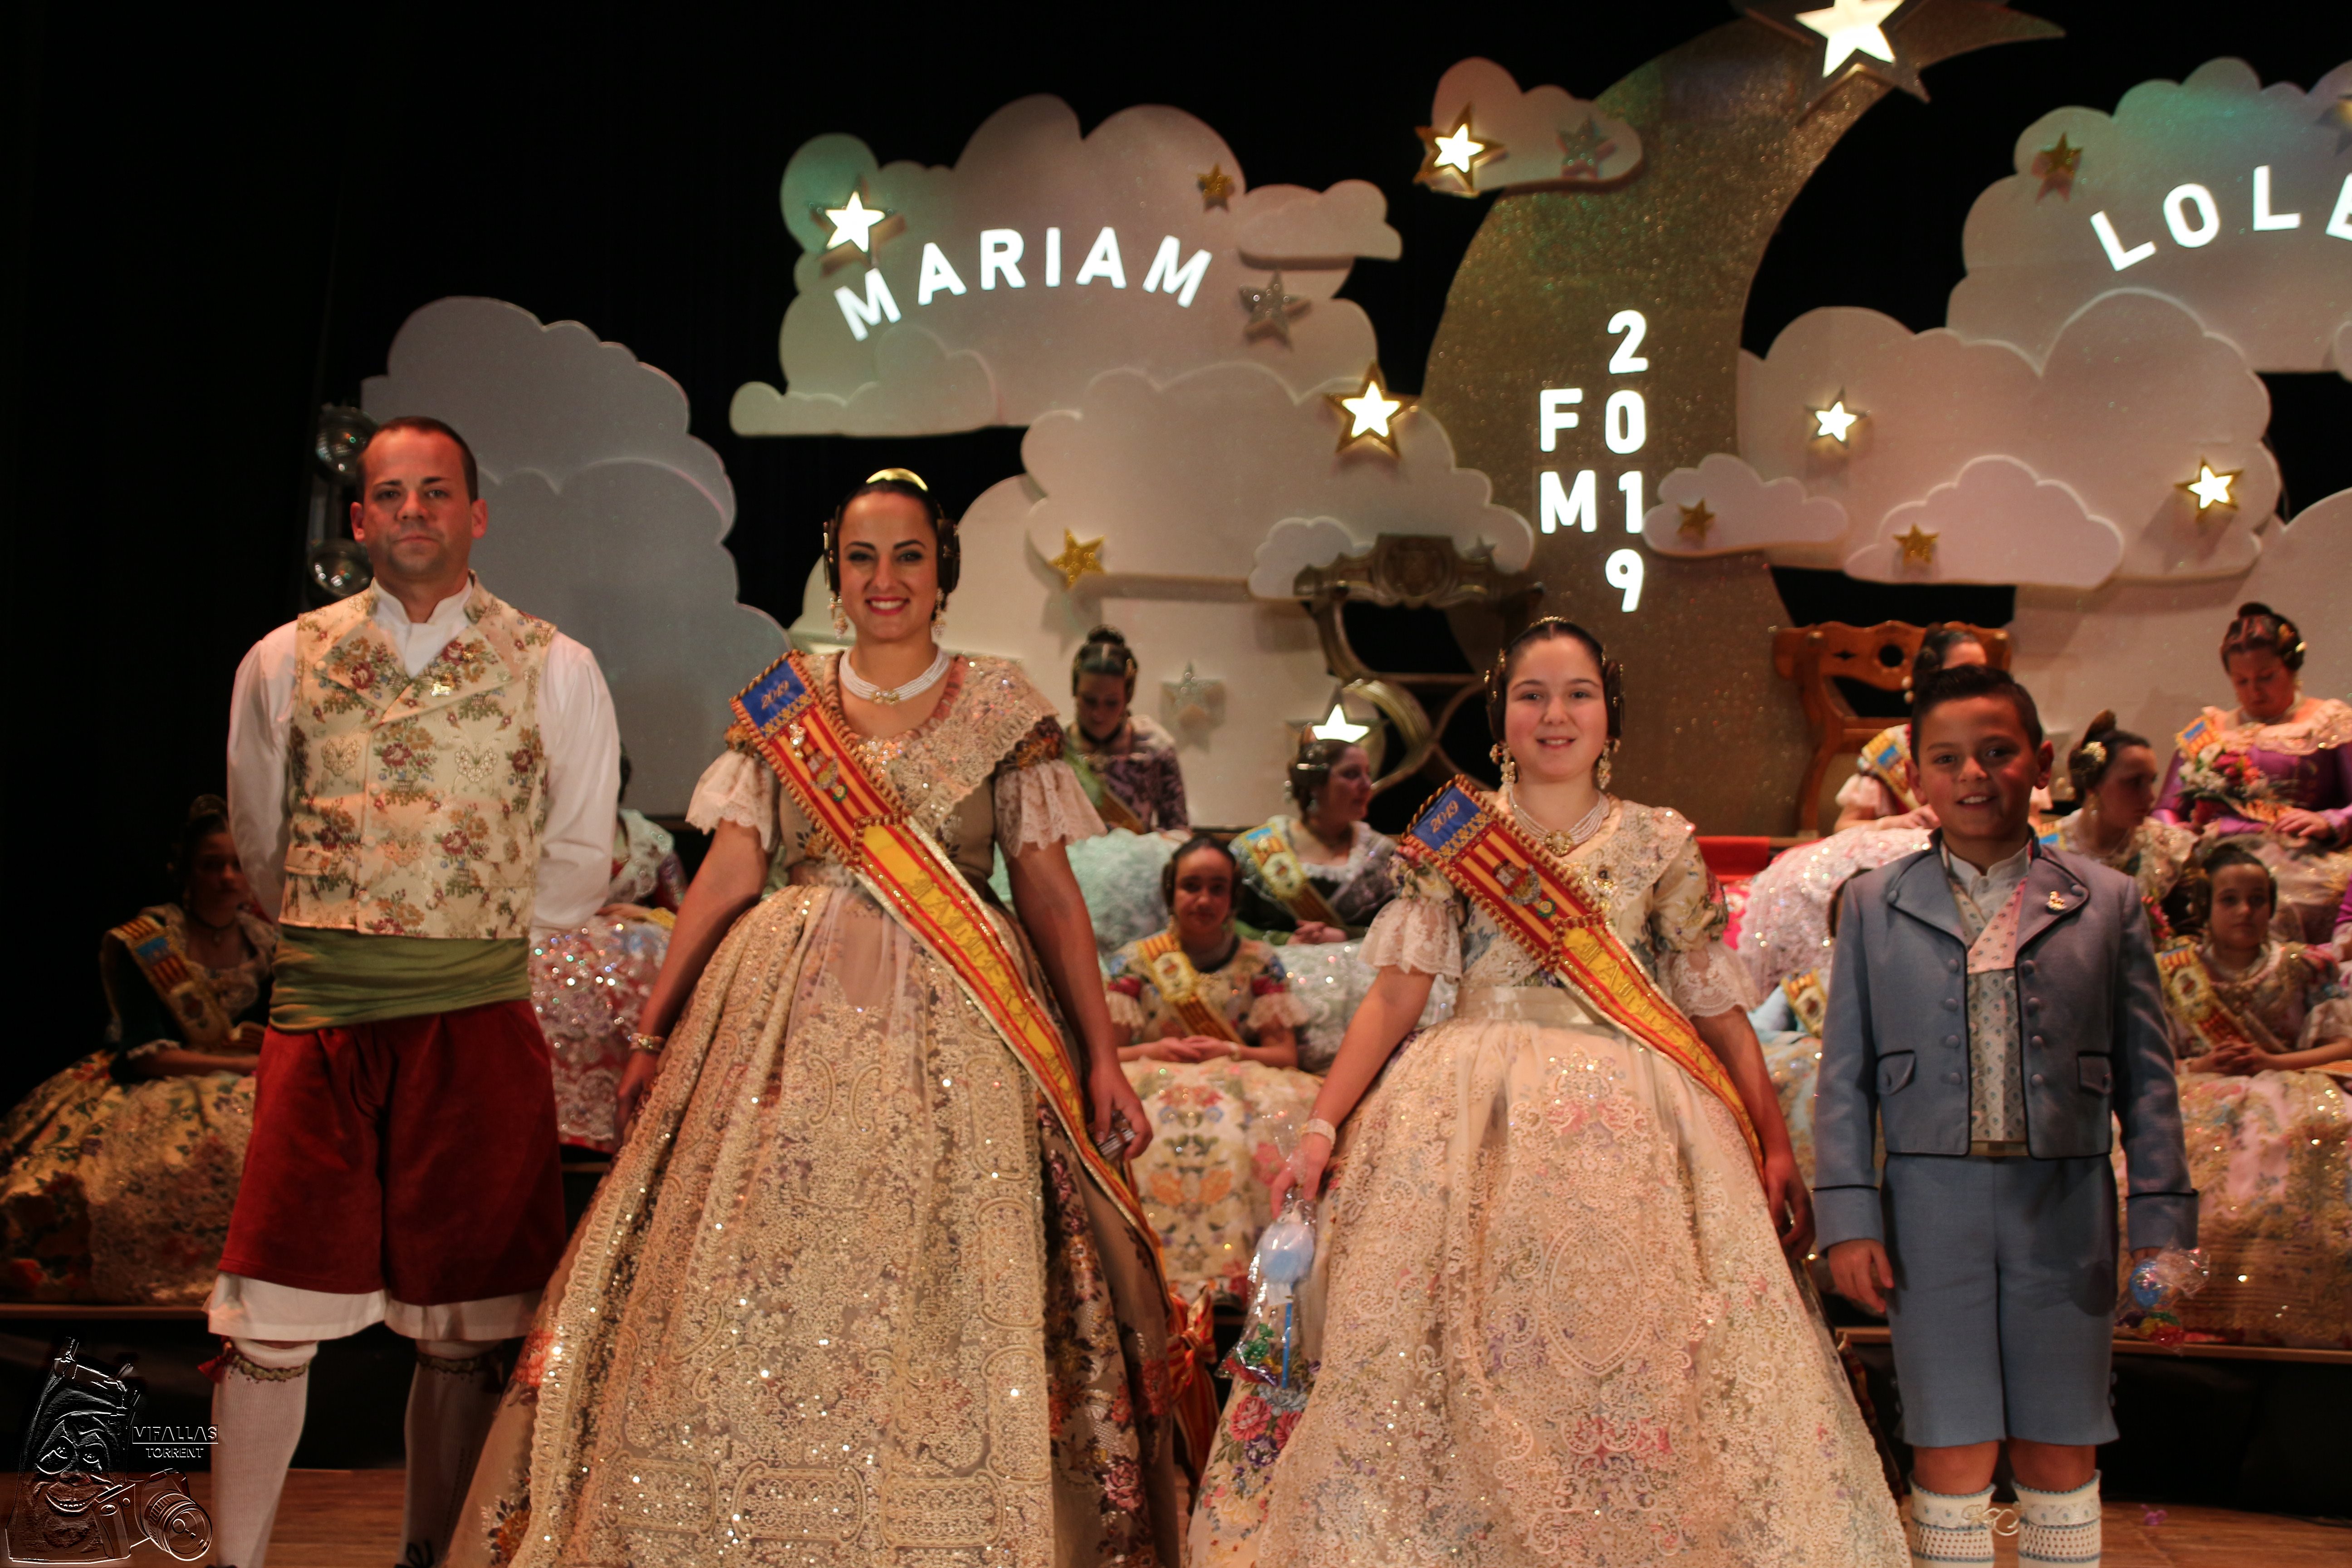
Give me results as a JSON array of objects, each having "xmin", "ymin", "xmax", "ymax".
[
  {"xmin": 1197, "ymin": 164, "xmax": 1235, "ymax": 211},
  {"xmin": 1810, "ymin": 394, "xmax": 1863, "ymax": 443},
  {"xmin": 1415, "ymin": 112, "xmax": 1505, "ymax": 196},
  {"xmin": 1046, "ymin": 529, "xmax": 1107, "ymax": 590},
  {"xmin": 1742, "ymin": 0, "xmax": 1928, "ymax": 108},
  {"xmin": 1327, "ymin": 363, "xmax": 1411, "ymax": 456},
  {"xmin": 2178, "ymin": 459, "xmax": 2240, "ymax": 515},
  {"xmin": 1168, "ymin": 663, "xmax": 1210, "ymax": 713},
  {"xmin": 1894, "ymin": 522, "xmax": 1938, "ymax": 566},
  {"xmin": 2032, "ymin": 133, "xmax": 2082, "ymax": 200},
  {"xmin": 1677, "ymin": 500, "xmax": 1716, "ymax": 542},
  {"xmin": 1310, "ymin": 701, "xmax": 1372, "ymax": 744},
  {"xmin": 1240, "ymin": 272, "xmax": 1309, "ymax": 345},
  {"xmin": 1556, "ymin": 118, "xmax": 1618, "ymax": 180}
]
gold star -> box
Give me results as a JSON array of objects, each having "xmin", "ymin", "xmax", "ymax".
[
  {"xmin": 1327, "ymin": 363, "xmax": 1411, "ymax": 456},
  {"xmin": 818, "ymin": 190, "xmax": 887, "ymax": 252},
  {"xmin": 2178, "ymin": 459, "xmax": 2239, "ymax": 514},
  {"xmin": 1811, "ymin": 395, "xmax": 1863, "ymax": 443},
  {"xmin": 2322, "ymin": 92, "xmax": 2352, "ymax": 153},
  {"xmin": 1239, "ymin": 272, "xmax": 1309, "ymax": 345},
  {"xmin": 1046, "ymin": 529, "xmax": 1106, "ymax": 590},
  {"xmin": 1796, "ymin": 0, "xmax": 1901, "ymax": 76},
  {"xmin": 2032, "ymin": 133, "xmax": 2082, "ymax": 200},
  {"xmin": 1677, "ymin": 500, "xmax": 1715, "ymax": 542},
  {"xmin": 1894, "ymin": 523, "xmax": 1938, "ymax": 566},
  {"xmin": 1310, "ymin": 701, "xmax": 1371, "ymax": 744},
  {"xmin": 1557, "ymin": 118, "xmax": 1616, "ymax": 179},
  {"xmin": 1415, "ymin": 113, "xmax": 1505, "ymax": 195},
  {"xmin": 1197, "ymin": 164, "xmax": 1235, "ymax": 210}
]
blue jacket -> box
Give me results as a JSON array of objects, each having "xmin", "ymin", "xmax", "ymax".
[{"xmin": 1813, "ymin": 836, "xmax": 2197, "ymax": 1253}]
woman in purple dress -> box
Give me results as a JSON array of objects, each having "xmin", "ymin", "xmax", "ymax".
[
  {"xmin": 2156, "ymin": 602, "xmax": 2352, "ymax": 942},
  {"xmin": 1065, "ymin": 624, "xmax": 1190, "ymax": 832}
]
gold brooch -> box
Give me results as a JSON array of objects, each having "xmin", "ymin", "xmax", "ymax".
[{"xmin": 2046, "ymin": 891, "xmax": 2067, "ymax": 911}]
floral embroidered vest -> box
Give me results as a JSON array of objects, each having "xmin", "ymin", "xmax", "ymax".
[{"xmin": 281, "ymin": 581, "xmax": 555, "ymax": 939}]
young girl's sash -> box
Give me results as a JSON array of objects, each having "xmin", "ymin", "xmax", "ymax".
[
  {"xmin": 1236, "ymin": 819, "xmax": 1346, "ymax": 929},
  {"xmin": 2156, "ymin": 944, "xmax": 2281, "ymax": 1058},
  {"xmin": 108, "ymin": 913, "xmax": 235, "ymax": 1049},
  {"xmin": 1857, "ymin": 725, "xmax": 1919, "ymax": 813},
  {"xmin": 1402, "ymin": 779, "xmax": 1764, "ymax": 1172},
  {"xmin": 1132, "ymin": 929, "xmax": 1241, "ymax": 1043},
  {"xmin": 1065, "ymin": 741, "xmax": 1149, "ymax": 834}
]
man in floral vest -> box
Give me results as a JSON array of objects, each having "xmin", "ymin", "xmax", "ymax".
[{"xmin": 218, "ymin": 415, "xmax": 620, "ymax": 1568}]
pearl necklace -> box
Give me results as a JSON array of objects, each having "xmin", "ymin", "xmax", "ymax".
[
  {"xmin": 839, "ymin": 645, "xmax": 952, "ymax": 706},
  {"xmin": 1509, "ymin": 787, "xmax": 1611, "ymax": 856}
]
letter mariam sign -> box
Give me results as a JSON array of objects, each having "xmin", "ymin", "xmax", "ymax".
[{"xmin": 731, "ymin": 95, "xmax": 1401, "ymax": 435}]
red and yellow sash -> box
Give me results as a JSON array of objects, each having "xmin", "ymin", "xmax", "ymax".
[
  {"xmin": 732, "ymin": 652, "xmax": 1216, "ymax": 1466},
  {"xmin": 1858, "ymin": 725, "xmax": 1920, "ymax": 813},
  {"xmin": 2157, "ymin": 943, "xmax": 2278, "ymax": 1058},
  {"xmin": 1401, "ymin": 779, "xmax": 1764, "ymax": 1172},
  {"xmin": 1132, "ymin": 929, "xmax": 1241, "ymax": 1043},
  {"xmin": 1065, "ymin": 741, "xmax": 1149, "ymax": 834},
  {"xmin": 108, "ymin": 914, "xmax": 236, "ymax": 1049},
  {"xmin": 1236, "ymin": 819, "xmax": 1347, "ymax": 929}
]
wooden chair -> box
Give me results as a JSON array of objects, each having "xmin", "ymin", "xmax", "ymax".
[{"xmin": 1771, "ymin": 621, "xmax": 2010, "ymax": 835}]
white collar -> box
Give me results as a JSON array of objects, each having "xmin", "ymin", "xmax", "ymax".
[
  {"xmin": 1941, "ymin": 837, "xmax": 2033, "ymax": 883},
  {"xmin": 373, "ymin": 576, "xmax": 475, "ymax": 635}
]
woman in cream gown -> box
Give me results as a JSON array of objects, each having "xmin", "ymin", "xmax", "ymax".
[
  {"xmin": 456, "ymin": 473, "xmax": 1189, "ymax": 1568},
  {"xmin": 1191, "ymin": 620, "xmax": 1905, "ymax": 1568}
]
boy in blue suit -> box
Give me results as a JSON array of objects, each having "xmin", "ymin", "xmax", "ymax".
[{"xmin": 1816, "ymin": 665, "xmax": 2195, "ymax": 1568}]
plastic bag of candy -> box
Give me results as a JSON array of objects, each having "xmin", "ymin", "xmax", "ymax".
[
  {"xmin": 2115, "ymin": 1247, "xmax": 2209, "ymax": 1343},
  {"xmin": 1222, "ymin": 1193, "xmax": 1316, "ymax": 1390}
]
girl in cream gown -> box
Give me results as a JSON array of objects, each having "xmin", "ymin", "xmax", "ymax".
[{"xmin": 1191, "ymin": 620, "xmax": 1904, "ymax": 1568}]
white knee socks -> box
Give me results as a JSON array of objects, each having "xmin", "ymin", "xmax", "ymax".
[
  {"xmin": 2015, "ymin": 1474, "xmax": 2102, "ymax": 1566},
  {"xmin": 1906, "ymin": 1482, "xmax": 1999, "ymax": 1567},
  {"xmin": 401, "ymin": 1338, "xmax": 506, "ymax": 1567},
  {"xmin": 208, "ymin": 1338, "xmax": 317, "ymax": 1568}
]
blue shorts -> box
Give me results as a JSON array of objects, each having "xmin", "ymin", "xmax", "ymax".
[{"xmin": 1881, "ymin": 1152, "xmax": 2118, "ymax": 1448}]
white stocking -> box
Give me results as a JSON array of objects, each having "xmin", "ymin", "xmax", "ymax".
[
  {"xmin": 400, "ymin": 1338, "xmax": 505, "ymax": 1567},
  {"xmin": 1906, "ymin": 1481, "xmax": 1999, "ymax": 1567},
  {"xmin": 208, "ymin": 1338, "xmax": 316, "ymax": 1568},
  {"xmin": 2015, "ymin": 1474, "xmax": 2102, "ymax": 1566}
]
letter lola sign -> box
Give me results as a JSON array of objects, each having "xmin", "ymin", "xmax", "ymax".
[{"xmin": 2091, "ymin": 165, "xmax": 2352, "ymax": 269}]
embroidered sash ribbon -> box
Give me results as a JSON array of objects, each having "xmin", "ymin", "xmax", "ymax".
[
  {"xmin": 1859, "ymin": 726, "xmax": 1920, "ymax": 813},
  {"xmin": 109, "ymin": 914, "xmax": 235, "ymax": 1049},
  {"xmin": 1133, "ymin": 930, "xmax": 1241, "ymax": 1043},
  {"xmin": 1401, "ymin": 779, "xmax": 1764, "ymax": 1172},
  {"xmin": 1236, "ymin": 820, "xmax": 1346, "ymax": 929},
  {"xmin": 2156, "ymin": 945, "xmax": 2277, "ymax": 1058},
  {"xmin": 1065, "ymin": 743, "xmax": 1148, "ymax": 834},
  {"xmin": 732, "ymin": 652, "xmax": 1218, "ymax": 1466}
]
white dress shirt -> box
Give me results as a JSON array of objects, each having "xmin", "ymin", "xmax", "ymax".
[{"xmin": 226, "ymin": 579, "xmax": 621, "ymax": 934}]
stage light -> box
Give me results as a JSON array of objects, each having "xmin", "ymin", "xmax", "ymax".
[
  {"xmin": 2178, "ymin": 459, "xmax": 2239, "ymax": 513},
  {"xmin": 1812, "ymin": 397, "xmax": 1862, "ymax": 443},
  {"xmin": 1310, "ymin": 702, "xmax": 1371, "ymax": 744},
  {"xmin": 1328, "ymin": 364, "xmax": 1409, "ymax": 456},
  {"xmin": 823, "ymin": 192, "xmax": 888, "ymax": 253},
  {"xmin": 1795, "ymin": 0, "xmax": 1900, "ymax": 75}
]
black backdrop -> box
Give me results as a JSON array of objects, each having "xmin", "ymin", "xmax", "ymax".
[{"xmin": 10, "ymin": 2, "xmax": 2347, "ymax": 1101}]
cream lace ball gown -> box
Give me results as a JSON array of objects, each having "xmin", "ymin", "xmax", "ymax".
[{"xmin": 1192, "ymin": 797, "xmax": 1908, "ymax": 1568}]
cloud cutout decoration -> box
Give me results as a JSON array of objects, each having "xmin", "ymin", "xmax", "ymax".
[
  {"xmin": 364, "ymin": 297, "xmax": 735, "ymax": 519},
  {"xmin": 1740, "ymin": 291, "xmax": 2278, "ymax": 584},
  {"xmin": 730, "ymin": 323, "xmax": 995, "ymax": 435},
  {"xmin": 1642, "ymin": 453, "xmax": 1847, "ymax": 559},
  {"xmin": 1948, "ymin": 58, "xmax": 2352, "ymax": 371},
  {"xmin": 737, "ymin": 97, "xmax": 1397, "ymax": 435},
  {"xmin": 364, "ymin": 298, "xmax": 782, "ymax": 814},
  {"xmin": 2337, "ymin": 318, "xmax": 2352, "ymax": 378},
  {"xmin": 1006, "ymin": 362, "xmax": 1533, "ymax": 590},
  {"xmin": 1428, "ymin": 58, "xmax": 1643, "ymax": 190},
  {"xmin": 1249, "ymin": 517, "xmax": 1362, "ymax": 598},
  {"xmin": 1844, "ymin": 457, "xmax": 2124, "ymax": 588}
]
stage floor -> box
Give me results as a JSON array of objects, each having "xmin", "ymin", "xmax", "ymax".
[{"xmin": 147, "ymin": 1471, "xmax": 2349, "ymax": 1565}]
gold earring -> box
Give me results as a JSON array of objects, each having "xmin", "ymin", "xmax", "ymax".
[
  {"xmin": 1595, "ymin": 742, "xmax": 1614, "ymax": 792},
  {"xmin": 1490, "ymin": 743, "xmax": 1519, "ymax": 787},
  {"xmin": 829, "ymin": 595, "xmax": 848, "ymax": 637},
  {"xmin": 933, "ymin": 592, "xmax": 950, "ymax": 630}
]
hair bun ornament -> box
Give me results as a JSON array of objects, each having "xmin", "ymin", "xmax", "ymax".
[{"xmin": 1085, "ymin": 625, "xmax": 1128, "ymax": 647}]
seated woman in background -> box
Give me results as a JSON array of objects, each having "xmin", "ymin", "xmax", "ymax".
[
  {"xmin": 2151, "ymin": 844, "xmax": 2352, "ymax": 1348},
  {"xmin": 0, "ymin": 796, "xmax": 274, "ymax": 1303},
  {"xmin": 1108, "ymin": 836, "xmax": 1318, "ymax": 1300},
  {"xmin": 2157, "ymin": 603, "xmax": 2352, "ymax": 943},
  {"xmin": 533, "ymin": 749, "xmax": 686, "ymax": 1155},
  {"xmin": 1833, "ymin": 624, "xmax": 1988, "ymax": 832},
  {"xmin": 1234, "ymin": 737, "xmax": 1397, "ymax": 942},
  {"xmin": 1064, "ymin": 624, "xmax": 1188, "ymax": 832},
  {"xmin": 2046, "ymin": 710, "xmax": 2197, "ymax": 942}
]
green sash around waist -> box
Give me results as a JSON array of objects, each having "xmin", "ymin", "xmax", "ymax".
[{"xmin": 271, "ymin": 926, "xmax": 530, "ymax": 1031}]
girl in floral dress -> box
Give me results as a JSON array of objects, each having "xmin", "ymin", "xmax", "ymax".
[
  {"xmin": 2046, "ymin": 711, "xmax": 2197, "ymax": 942},
  {"xmin": 1191, "ymin": 621, "xmax": 1904, "ymax": 1568},
  {"xmin": 1109, "ymin": 837, "xmax": 1317, "ymax": 1301}
]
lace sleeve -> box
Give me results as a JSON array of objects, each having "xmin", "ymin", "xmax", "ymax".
[
  {"xmin": 1357, "ymin": 877, "xmax": 1464, "ymax": 979},
  {"xmin": 1246, "ymin": 989, "xmax": 1312, "ymax": 1032},
  {"xmin": 995, "ymin": 759, "xmax": 1107, "ymax": 855},
  {"xmin": 685, "ymin": 748, "xmax": 781, "ymax": 850},
  {"xmin": 1663, "ymin": 940, "xmax": 1760, "ymax": 1019}
]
